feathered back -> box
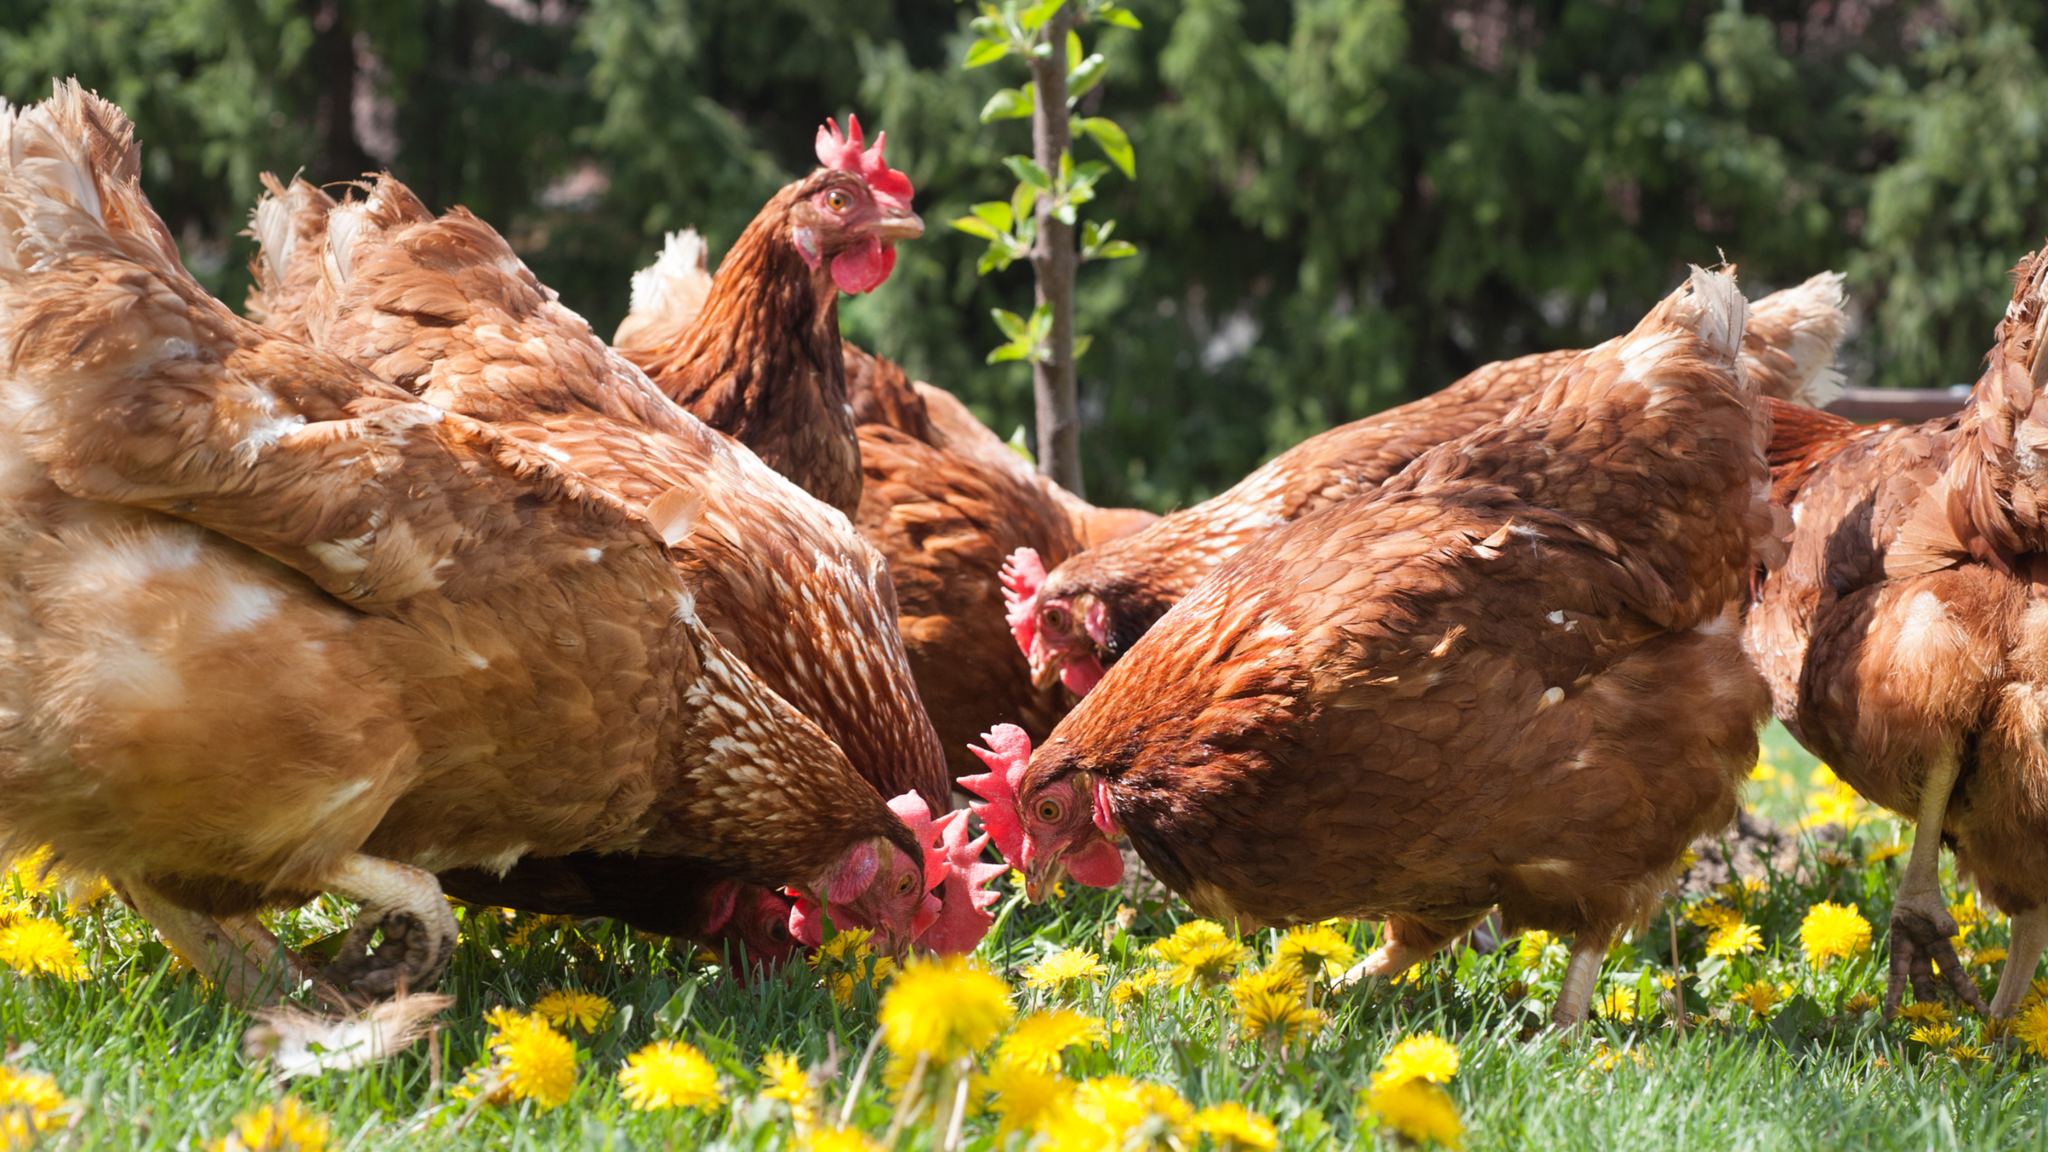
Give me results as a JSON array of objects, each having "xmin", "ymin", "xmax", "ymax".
[
  {"xmin": 614, "ymin": 229, "xmax": 713, "ymax": 352},
  {"xmin": 1743, "ymin": 272, "xmax": 1848, "ymax": 409},
  {"xmin": 1884, "ymin": 244, "xmax": 2048, "ymax": 577},
  {"xmin": 244, "ymin": 174, "xmax": 338, "ymax": 340}
]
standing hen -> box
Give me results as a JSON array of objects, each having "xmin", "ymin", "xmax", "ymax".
[
  {"xmin": 0, "ymin": 86, "xmax": 934, "ymax": 1008},
  {"xmin": 969, "ymin": 269, "xmax": 1776, "ymax": 1025},
  {"xmin": 243, "ymin": 168, "xmax": 993, "ymax": 954},
  {"xmin": 1008, "ymin": 277, "xmax": 1850, "ymax": 697},
  {"xmin": 1749, "ymin": 247, "xmax": 2048, "ymax": 1018},
  {"xmin": 618, "ymin": 117, "xmax": 923, "ymax": 518}
]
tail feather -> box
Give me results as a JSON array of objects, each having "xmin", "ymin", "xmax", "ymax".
[
  {"xmin": 614, "ymin": 228, "xmax": 713, "ymax": 351},
  {"xmin": 0, "ymin": 81, "xmax": 185, "ymax": 288},
  {"xmin": 1744, "ymin": 272, "xmax": 1849, "ymax": 409},
  {"xmin": 244, "ymin": 172, "xmax": 337, "ymax": 339}
]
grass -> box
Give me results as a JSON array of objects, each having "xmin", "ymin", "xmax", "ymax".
[{"xmin": 3, "ymin": 720, "xmax": 2047, "ymax": 1150}]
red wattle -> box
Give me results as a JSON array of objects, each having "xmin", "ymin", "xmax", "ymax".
[
  {"xmin": 1065, "ymin": 837, "xmax": 1125, "ymax": 888},
  {"xmin": 1060, "ymin": 653, "xmax": 1105, "ymax": 696},
  {"xmin": 830, "ymin": 236, "xmax": 896, "ymax": 294}
]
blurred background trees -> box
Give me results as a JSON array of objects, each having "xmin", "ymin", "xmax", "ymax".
[{"xmin": 3, "ymin": 0, "xmax": 2044, "ymax": 509}]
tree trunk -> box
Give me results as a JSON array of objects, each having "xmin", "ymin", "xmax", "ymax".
[{"xmin": 1027, "ymin": 3, "xmax": 1083, "ymax": 498}]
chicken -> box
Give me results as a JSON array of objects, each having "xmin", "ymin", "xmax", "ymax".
[
  {"xmin": 611, "ymin": 237, "xmax": 1154, "ymax": 782},
  {"xmin": 966, "ymin": 268, "xmax": 1777, "ymax": 1026},
  {"xmin": 616, "ymin": 117, "xmax": 923, "ymax": 518},
  {"xmin": 0, "ymin": 85, "xmax": 935, "ymax": 1011},
  {"xmin": 1008, "ymin": 276, "xmax": 1851, "ymax": 697},
  {"xmin": 1747, "ymin": 248, "xmax": 2048, "ymax": 1019},
  {"xmin": 240, "ymin": 168, "xmax": 992, "ymax": 953}
]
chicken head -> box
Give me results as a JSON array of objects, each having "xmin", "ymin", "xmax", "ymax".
[
  {"xmin": 1003, "ymin": 548, "xmax": 1110, "ymax": 695},
  {"xmin": 789, "ymin": 835, "xmax": 934, "ymax": 956},
  {"xmin": 792, "ymin": 116, "xmax": 922, "ymax": 295},
  {"xmin": 962, "ymin": 724, "xmax": 1123, "ymax": 902}
]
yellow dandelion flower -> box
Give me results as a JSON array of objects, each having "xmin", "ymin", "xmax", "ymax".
[
  {"xmin": 2, "ymin": 851, "xmax": 54, "ymax": 898},
  {"xmin": 0, "ymin": 918, "xmax": 83, "ymax": 979},
  {"xmin": 1867, "ymin": 841, "xmax": 1908, "ymax": 863},
  {"xmin": 1842, "ymin": 993, "xmax": 1878, "ymax": 1015},
  {"xmin": 1236, "ymin": 989, "xmax": 1322, "ymax": 1047},
  {"xmin": 878, "ymin": 955, "xmax": 1013, "ymax": 1061},
  {"xmin": 1023, "ymin": 948, "xmax": 1108, "ymax": 992},
  {"xmin": 1373, "ymin": 1032, "xmax": 1461, "ymax": 1091},
  {"xmin": 617, "ymin": 1039, "xmax": 718, "ymax": 1111},
  {"xmin": 1947, "ymin": 1043, "xmax": 1987, "ymax": 1062},
  {"xmin": 532, "ymin": 989, "xmax": 612, "ymax": 1032},
  {"xmin": 1595, "ymin": 986, "xmax": 1638, "ymax": 1024},
  {"xmin": 1061, "ymin": 1076, "xmax": 1192, "ymax": 1149},
  {"xmin": 0, "ymin": 1065, "xmax": 67, "ymax": 1150},
  {"xmin": 1272, "ymin": 924, "xmax": 1357, "ymax": 983},
  {"xmin": 1799, "ymin": 902, "xmax": 1871, "ymax": 968},
  {"xmin": 1949, "ymin": 894, "xmax": 1986, "ymax": 937},
  {"xmin": 1909, "ymin": 1021, "xmax": 1960, "ymax": 1048},
  {"xmin": 1687, "ymin": 903, "xmax": 1742, "ymax": 932},
  {"xmin": 1514, "ymin": 930, "xmax": 1557, "ymax": 968},
  {"xmin": 998, "ymin": 1009, "xmax": 1106, "ymax": 1072},
  {"xmin": 1707, "ymin": 922, "xmax": 1762, "ymax": 958},
  {"xmin": 806, "ymin": 1127, "xmax": 888, "ymax": 1152},
  {"xmin": 1799, "ymin": 764, "xmax": 1867, "ymax": 830},
  {"xmin": 1587, "ymin": 1044, "xmax": 1650, "ymax": 1073},
  {"xmin": 761, "ymin": 1050, "xmax": 815, "ymax": 1126},
  {"xmin": 485, "ymin": 1009, "xmax": 577, "ymax": 1108},
  {"xmin": 1973, "ymin": 947, "xmax": 2008, "ymax": 968},
  {"xmin": 2011, "ymin": 1003, "xmax": 2048, "ymax": 1057},
  {"xmin": 1362, "ymin": 1079, "xmax": 1462, "ymax": 1148},
  {"xmin": 981, "ymin": 1060, "xmax": 1075, "ymax": 1137},
  {"xmin": 1750, "ymin": 760, "xmax": 1779, "ymax": 783},
  {"xmin": 812, "ymin": 928, "xmax": 876, "ymax": 968},
  {"xmin": 1149, "ymin": 921, "xmax": 1247, "ymax": 987},
  {"xmin": 1228, "ymin": 966, "xmax": 1306, "ymax": 1005},
  {"xmin": 208, "ymin": 1097, "xmax": 330, "ymax": 1152},
  {"xmin": 1897, "ymin": 1002, "xmax": 1952, "ymax": 1025},
  {"xmin": 1109, "ymin": 967, "xmax": 1171, "ymax": 1010},
  {"xmin": 1731, "ymin": 981, "xmax": 1787, "ymax": 1015},
  {"xmin": 1191, "ymin": 1102, "xmax": 1277, "ymax": 1151}
]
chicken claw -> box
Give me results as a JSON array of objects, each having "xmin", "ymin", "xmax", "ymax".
[
  {"xmin": 320, "ymin": 855, "xmax": 459, "ymax": 997},
  {"xmin": 1885, "ymin": 894, "xmax": 1988, "ymax": 1019}
]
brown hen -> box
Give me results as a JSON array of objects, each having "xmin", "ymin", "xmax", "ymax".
[
  {"xmin": 1010, "ymin": 276, "xmax": 1851, "ymax": 697},
  {"xmin": 617, "ymin": 118, "xmax": 923, "ymax": 518},
  {"xmin": 0, "ymin": 86, "xmax": 928, "ymax": 1009},
  {"xmin": 969, "ymin": 269, "xmax": 1776, "ymax": 1026},
  {"xmin": 239, "ymin": 173, "xmax": 990, "ymax": 952},
  {"xmin": 1749, "ymin": 247, "xmax": 2048, "ymax": 1018}
]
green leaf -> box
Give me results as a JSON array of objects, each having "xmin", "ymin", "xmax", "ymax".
[
  {"xmin": 1076, "ymin": 116, "xmax": 1135, "ymax": 178},
  {"xmin": 1066, "ymin": 28, "xmax": 1083, "ymax": 74},
  {"xmin": 1093, "ymin": 240, "xmax": 1136, "ymax": 259},
  {"xmin": 1012, "ymin": 182, "xmax": 1041, "ymax": 224},
  {"xmin": 976, "ymin": 247, "xmax": 1011, "ymax": 275},
  {"xmin": 1018, "ymin": 0, "xmax": 1065, "ymax": 32},
  {"xmin": 1072, "ymin": 333, "xmax": 1093, "ymax": 360},
  {"xmin": 980, "ymin": 85, "xmax": 1035, "ymax": 122},
  {"xmin": 1055, "ymin": 202, "xmax": 1077, "ymax": 225},
  {"xmin": 987, "ymin": 343, "xmax": 1031, "ymax": 364},
  {"xmin": 1004, "ymin": 156, "xmax": 1053, "ymax": 189},
  {"xmin": 1006, "ymin": 425, "xmax": 1036, "ymax": 464},
  {"xmin": 964, "ymin": 37, "xmax": 1010, "ymax": 68},
  {"xmin": 950, "ymin": 215, "xmax": 1002, "ymax": 241},
  {"xmin": 1095, "ymin": 3, "xmax": 1142, "ymax": 28},
  {"xmin": 972, "ymin": 201, "xmax": 1015, "ymax": 233},
  {"xmin": 992, "ymin": 307, "xmax": 1029, "ymax": 341},
  {"xmin": 1068, "ymin": 53, "xmax": 1106, "ymax": 100}
]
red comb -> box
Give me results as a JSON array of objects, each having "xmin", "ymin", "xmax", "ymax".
[
  {"xmin": 919, "ymin": 809, "xmax": 1006, "ymax": 953},
  {"xmin": 816, "ymin": 114, "xmax": 914, "ymax": 210},
  {"xmin": 961, "ymin": 725, "xmax": 1033, "ymax": 870},
  {"xmin": 1001, "ymin": 548, "xmax": 1046, "ymax": 656}
]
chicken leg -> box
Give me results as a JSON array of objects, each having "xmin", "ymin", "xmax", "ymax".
[
  {"xmin": 1989, "ymin": 904, "xmax": 2048, "ymax": 1018},
  {"xmin": 320, "ymin": 855, "xmax": 459, "ymax": 997},
  {"xmin": 124, "ymin": 883, "xmax": 304, "ymax": 1006},
  {"xmin": 1551, "ymin": 929, "xmax": 1613, "ymax": 1027},
  {"xmin": 1334, "ymin": 913, "xmax": 1482, "ymax": 990},
  {"xmin": 1885, "ymin": 750, "xmax": 1989, "ymax": 1018}
]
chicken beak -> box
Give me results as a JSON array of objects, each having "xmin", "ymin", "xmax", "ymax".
[
  {"xmin": 869, "ymin": 205, "xmax": 924, "ymax": 243},
  {"xmin": 1028, "ymin": 652, "xmax": 1063, "ymax": 692},
  {"xmin": 1022, "ymin": 856, "xmax": 1067, "ymax": 904}
]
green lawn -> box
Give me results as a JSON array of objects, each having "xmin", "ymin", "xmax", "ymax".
[{"xmin": 3, "ymin": 721, "xmax": 2045, "ymax": 1151}]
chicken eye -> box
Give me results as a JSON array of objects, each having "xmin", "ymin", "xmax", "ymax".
[
  {"xmin": 767, "ymin": 920, "xmax": 790, "ymax": 943},
  {"xmin": 1036, "ymin": 799, "xmax": 1064, "ymax": 823},
  {"xmin": 1042, "ymin": 605, "xmax": 1070, "ymax": 631},
  {"xmin": 896, "ymin": 873, "xmax": 916, "ymax": 896},
  {"xmin": 826, "ymin": 189, "xmax": 852, "ymax": 212}
]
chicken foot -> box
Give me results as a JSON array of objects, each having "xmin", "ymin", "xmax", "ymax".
[
  {"xmin": 321, "ymin": 855, "xmax": 459, "ymax": 997},
  {"xmin": 1551, "ymin": 929, "xmax": 1613, "ymax": 1028},
  {"xmin": 123, "ymin": 883, "xmax": 306, "ymax": 1006},
  {"xmin": 1885, "ymin": 750, "xmax": 1989, "ymax": 1019},
  {"xmin": 1334, "ymin": 913, "xmax": 1482, "ymax": 990},
  {"xmin": 1988, "ymin": 904, "xmax": 2048, "ymax": 1018}
]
